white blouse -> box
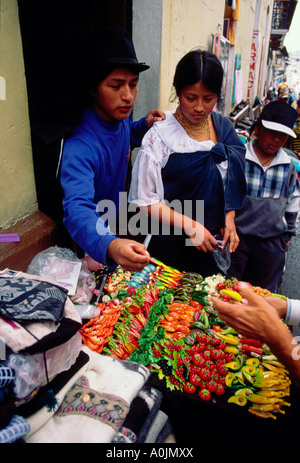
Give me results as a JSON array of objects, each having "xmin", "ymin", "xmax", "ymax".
[{"xmin": 129, "ymin": 110, "xmax": 228, "ymax": 206}]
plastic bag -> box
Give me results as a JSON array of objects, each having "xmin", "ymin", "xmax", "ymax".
[
  {"xmin": 212, "ymin": 234, "xmax": 231, "ymax": 275},
  {"xmin": 70, "ymin": 260, "xmax": 96, "ymax": 305},
  {"xmin": 6, "ymin": 332, "xmax": 82, "ymax": 399},
  {"xmin": 27, "ymin": 246, "xmax": 96, "ymax": 303},
  {"xmin": 74, "ymin": 304, "xmax": 101, "ymax": 319}
]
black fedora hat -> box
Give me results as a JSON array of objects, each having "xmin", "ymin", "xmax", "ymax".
[
  {"xmin": 259, "ymin": 100, "xmax": 298, "ymax": 138},
  {"xmin": 86, "ymin": 28, "xmax": 149, "ymax": 87}
]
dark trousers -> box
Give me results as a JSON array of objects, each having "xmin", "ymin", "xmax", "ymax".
[{"xmin": 228, "ymin": 233, "xmax": 287, "ymax": 292}]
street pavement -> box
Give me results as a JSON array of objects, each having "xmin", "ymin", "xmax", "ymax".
[
  {"xmin": 278, "ymin": 214, "xmax": 300, "ymax": 300},
  {"xmin": 278, "ymin": 215, "xmax": 300, "ymax": 337}
]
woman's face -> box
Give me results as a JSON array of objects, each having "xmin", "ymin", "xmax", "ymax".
[
  {"xmin": 179, "ymin": 82, "xmax": 218, "ymax": 123},
  {"xmin": 92, "ymin": 68, "xmax": 139, "ymax": 123}
]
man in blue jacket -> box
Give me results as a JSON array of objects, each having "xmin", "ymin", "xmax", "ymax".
[{"xmin": 60, "ymin": 29, "xmax": 165, "ymax": 271}]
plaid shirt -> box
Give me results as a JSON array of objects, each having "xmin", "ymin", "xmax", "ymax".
[
  {"xmin": 246, "ymin": 162, "xmax": 291, "ymax": 198},
  {"xmin": 235, "ymin": 141, "xmax": 300, "ymax": 237},
  {"xmin": 246, "ymin": 141, "xmax": 300, "ymax": 209}
]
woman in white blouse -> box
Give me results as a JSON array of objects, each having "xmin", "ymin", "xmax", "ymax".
[{"xmin": 129, "ymin": 50, "xmax": 247, "ymax": 276}]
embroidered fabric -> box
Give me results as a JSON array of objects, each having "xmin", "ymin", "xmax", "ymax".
[{"xmin": 56, "ymin": 376, "xmax": 129, "ymax": 432}]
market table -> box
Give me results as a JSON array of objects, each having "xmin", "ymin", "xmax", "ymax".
[
  {"xmin": 85, "ymin": 262, "xmax": 300, "ymax": 444},
  {"xmin": 147, "ymin": 373, "xmax": 300, "ymax": 444}
]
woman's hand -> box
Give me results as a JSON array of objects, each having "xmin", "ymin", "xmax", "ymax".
[
  {"xmin": 107, "ymin": 238, "xmax": 150, "ymax": 272},
  {"xmin": 220, "ymin": 210, "xmax": 239, "ymax": 253},
  {"xmin": 146, "ymin": 202, "xmax": 218, "ymax": 252},
  {"xmin": 185, "ymin": 221, "xmax": 218, "ymax": 252}
]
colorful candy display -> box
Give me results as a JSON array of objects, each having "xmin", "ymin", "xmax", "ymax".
[{"xmin": 79, "ymin": 262, "xmax": 291, "ymax": 420}]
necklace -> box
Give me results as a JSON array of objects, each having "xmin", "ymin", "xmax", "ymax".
[
  {"xmin": 261, "ymin": 156, "xmax": 275, "ymax": 166},
  {"xmin": 174, "ymin": 106, "xmax": 210, "ymax": 141},
  {"xmin": 253, "ymin": 141, "xmax": 276, "ymax": 166}
]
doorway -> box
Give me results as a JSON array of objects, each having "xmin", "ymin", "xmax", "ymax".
[{"xmin": 17, "ymin": 0, "xmax": 132, "ymax": 245}]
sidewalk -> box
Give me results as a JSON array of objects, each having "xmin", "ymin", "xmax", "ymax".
[
  {"xmin": 278, "ymin": 214, "xmax": 300, "ymax": 300},
  {"xmin": 278, "ymin": 214, "xmax": 300, "ymax": 337}
]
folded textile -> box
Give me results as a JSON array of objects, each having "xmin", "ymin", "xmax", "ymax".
[
  {"xmin": 21, "ymin": 318, "xmax": 82, "ymax": 355},
  {"xmin": 112, "ymin": 427, "xmax": 136, "ymax": 443},
  {"xmin": 18, "ymin": 350, "xmax": 90, "ymax": 419},
  {"xmin": 112, "ymin": 386, "xmax": 163, "ymax": 443},
  {"xmin": 0, "ymin": 386, "xmax": 10, "ymax": 404},
  {"xmin": 144, "ymin": 410, "xmax": 170, "ymax": 443},
  {"xmin": 0, "ymin": 273, "xmax": 81, "ymax": 354},
  {"xmin": 0, "ymin": 276, "xmax": 68, "ymax": 323},
  {"xmin": 0, "ymin": 415, "xmax": 30, "ymax": 443},
  {"xmin": 137, "ymin": 387, "xmax": 164, "ymax": 443},
  {"xmin": 55, "ymin": 375, "xmax": 130, "ymax": 431},
  {"xmin": 0, "ymin": 364, "xmax": 15, "ymax": 388},
  {"xmin": 26, "ymin": 348, "xmax": 150, "ymax": 443},
  {"xmin": 6, "ymin": 332, "xmax": 82, "ymax": 400},
  {"xmin": 0, "ymin": 399, "xmax": 16, "ymax": 429},
  {"xmin": 154, "ymin": 418, "xmax": 173, "ymax": 443}
]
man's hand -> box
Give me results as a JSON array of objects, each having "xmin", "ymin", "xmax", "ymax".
[
  {"xmin": 145, "ymin": 109, "xmax": 166, "ymax": 127},
  {"xmin": 107, "ymin": 238, "xmax": 150, "ymax": 272},
  {"xmin": 264, "ymin": 295, "xmax": 288, "ymax": 320},
  {"xmin": 213, "ymin": 283, "xmax": 300, "ymax": 389},
  {"xmin": 211, "ymin": 283, "xmax": 284, "ymax": 343}
]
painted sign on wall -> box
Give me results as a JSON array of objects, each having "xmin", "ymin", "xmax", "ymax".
[{"xmin": 247, "ymin": 30, "xmax": 260, "ymax": 105}]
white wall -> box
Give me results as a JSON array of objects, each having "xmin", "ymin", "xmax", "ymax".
[{"xmin": 0, "ymin": 0, "xmax": 37, "ymax": 228}]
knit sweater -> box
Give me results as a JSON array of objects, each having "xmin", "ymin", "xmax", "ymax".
[{"xmin": 60, "ymin": 107, "xmax": 149, "ymax": 266}]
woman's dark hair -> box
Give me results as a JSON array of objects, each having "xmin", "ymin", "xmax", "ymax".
[{"xmin": 172, "ymin": 49, "xmax": 224, "ymax": 98}]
